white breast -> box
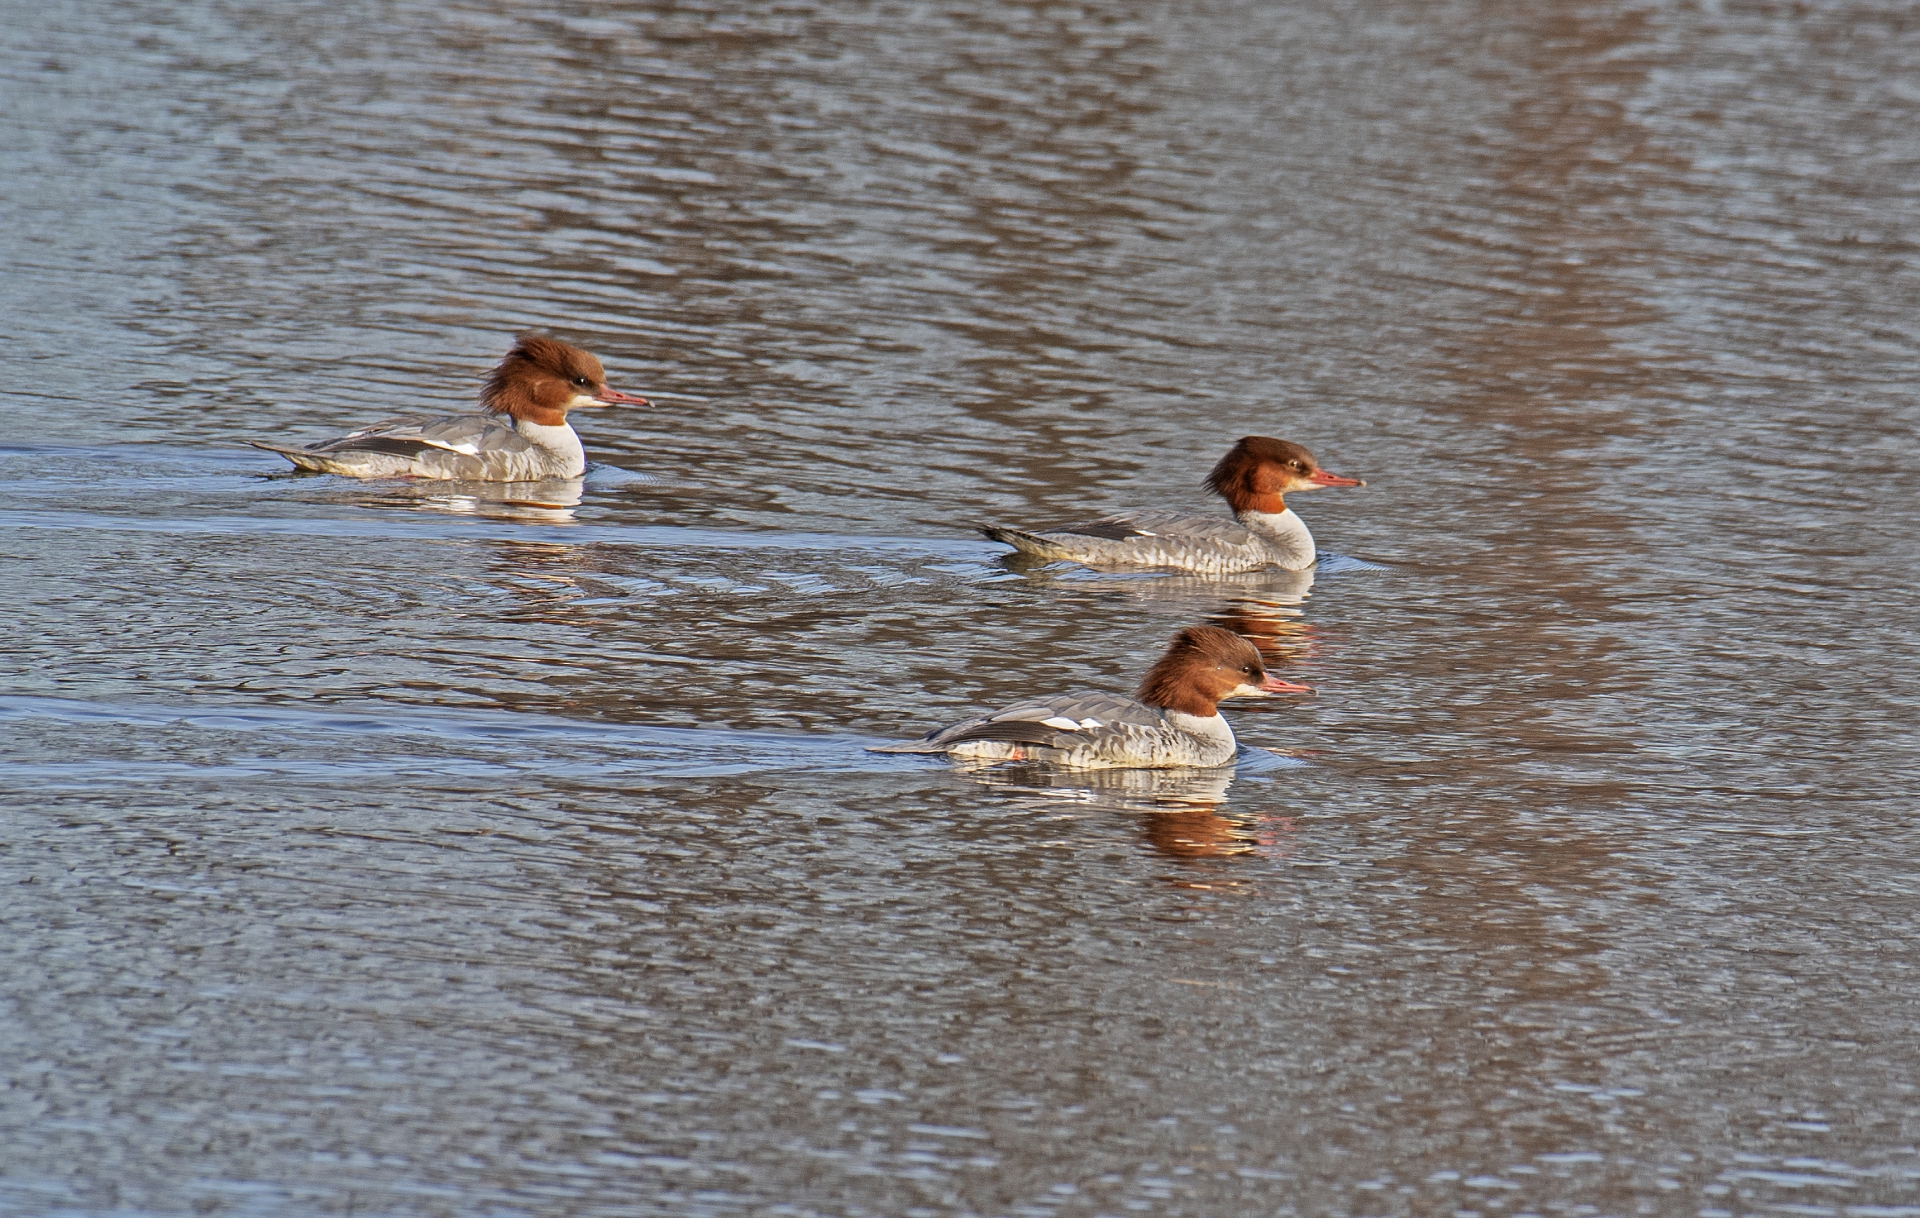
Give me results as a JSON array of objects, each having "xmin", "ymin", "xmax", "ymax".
[
  {"xmin": 511, "ymin": 418, "xmax": 587, "ymax": 479},
  {"xmin": 1162, "ymin": 709, "xmax": 1237, "ymax": 757},
  {"xmin": 1237, "ymin": 508, "xmax": 1316, "ymax": 570}
]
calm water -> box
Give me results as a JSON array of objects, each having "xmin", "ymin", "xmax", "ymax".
[{"xmin": 5, "ymin": 1, "xmax": 1920, "ymax": 1214}]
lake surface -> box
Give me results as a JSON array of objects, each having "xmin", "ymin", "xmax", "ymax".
[{"xmin": 5, "ymin": 1, "xmax": 1920, "ymax": 1214}]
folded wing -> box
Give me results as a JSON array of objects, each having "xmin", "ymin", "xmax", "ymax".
[
  {"xmin": 871, "ymin": 691, "xmax": 1165, "ymax": 754},
  {"xmin": 311, "ymin": 413, "xmax": 535, "ymax": 459},
  {"xmin": 1054, "ymin": 511, "xmax": 1257, "ymax": 544},
  {"xmin": 980, "ymin": 511, "xmax": 1269, "ymax": 569}
]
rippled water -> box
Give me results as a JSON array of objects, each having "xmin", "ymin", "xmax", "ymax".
[{"xmin": 6, "ymin": 1, "xmax": 1920, "ymax": 1214}]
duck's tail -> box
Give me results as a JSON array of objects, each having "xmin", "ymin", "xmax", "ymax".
[
  {"xmin": 247, "ymin": 436, "xmax": 382, "ymax": 474},
  {"xmin": 978, "ymin": 524, "xmax": 1078, "ymax": 561},
  {"xmin": 247, "ymin": 440, "xmax": 355, "ymax": 475}
]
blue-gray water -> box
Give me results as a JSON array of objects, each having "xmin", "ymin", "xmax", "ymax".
[{"xmin": 4, "ymin": 1, "xmax": 1920, "ymax": 1215}]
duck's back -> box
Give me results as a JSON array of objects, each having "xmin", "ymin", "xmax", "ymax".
[
  {"xmin": 253, "ymin": 412, "xmax": 577, "ymax": 480},
  {"xmin": 981, "ymin": 510, "xmax": 1283, "ymax": 573},
  {"xmin": 871, "ymin": 688, "xmax": 1236, "ymax": 769}
]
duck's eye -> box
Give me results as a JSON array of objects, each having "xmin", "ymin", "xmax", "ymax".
[{"xmin": 572, "ymin": 376, "xmax": 590, "ymax": 387}]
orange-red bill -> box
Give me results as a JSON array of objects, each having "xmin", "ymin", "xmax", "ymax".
[
  {"xmin": 593, "ymin": 386, "xmax": 652, "ymax": 406},
  {"xmin": 1308, "ymin": 468, "xmax": 1364, "ymax": 487},
  {"xmin": 1260, "ymin": 673, "xmax": 1314, "ymax": 694}
]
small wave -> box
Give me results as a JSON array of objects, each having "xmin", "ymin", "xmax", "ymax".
[
  {"xmin": 0, "ymin": 693, "xmax": 893, "ymax": 779},
  {"xmin": 1315, "ymin": 552, "xmax": 1391, "ymax": 574}
]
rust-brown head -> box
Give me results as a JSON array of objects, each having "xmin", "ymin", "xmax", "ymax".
[
  {"xmin": 1204, "ymin": 436, "xmax": 1363, "ymax": 516},
  {"xmin": 480, "ymin": 334, "xmax": 650, "ymax": 428},
  {"xmin": 1136, "ymin": 624, "xmax": 1312, "ymax": 718}
]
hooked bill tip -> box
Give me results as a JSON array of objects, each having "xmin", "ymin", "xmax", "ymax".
[
  {"xmin": 1259, "ymin": 674, "xmax": 1314, "ymax": 694},
  {"xmin": 1308, "ymin": 469, "xmax": 1365, "ymax": 488},
  {"xmin": 594, "ymin": 387, "xmax": 651, "ymax": 407}
]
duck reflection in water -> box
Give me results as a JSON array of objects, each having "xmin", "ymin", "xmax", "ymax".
[
  {"xmin": 1113, "ymin": 567, "xmax": 1318, "ymax": 667},
  {"xmin": 953, "ymin": 762, "xmax": 1301, "ymax": 863},
  {"xmin": 348, "ymin": 460, "xmax": 657, "ymax": 524},
  {"xmin": 1000, "ymin": 563, "xmax": 1321, "ymax": 668},
  {"xmin": 374, "ymin": 477, "xmax": 588, "ymax": 523},
  {"xmin": 1202, "ymin": 572, "xmax": 1318, "ymax": 669}
]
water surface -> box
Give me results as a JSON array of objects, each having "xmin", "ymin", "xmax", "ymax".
[{"xmin": 5, "ymin": 1, "xmax": 1920, "ymax": 1215}]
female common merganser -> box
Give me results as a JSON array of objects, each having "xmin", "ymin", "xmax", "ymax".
[
  {"xmin": 869, "ymin": 625, "xmax": 1309, "ymax": 770},
  {"xmin": 249, "ymin": 335, "xmax": 649, "ymax": 481},
  {"xmin": 981, "ymin": 436, "xmax": 1363, "ymax": 573}
]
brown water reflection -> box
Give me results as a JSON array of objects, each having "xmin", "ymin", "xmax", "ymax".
[
  {"xmin": 1346, "ymin": 0, "xmax": 1674, "ymax": 1176},
  {"xmin": 949, "ymin": 760, "xmax": 1302, "ymax": 864}
]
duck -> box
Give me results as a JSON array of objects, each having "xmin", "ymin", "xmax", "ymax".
[
  {"xmin": 981, "ymin": 436, "xmax": 1363, "ymax": 573},
  {"xmin": 249, "ymin": 335, "xmax": 649, "ymax": 480},
  {"xmin": 869, "ymin": 624, "xmax": 1309, "ymax": 770}
]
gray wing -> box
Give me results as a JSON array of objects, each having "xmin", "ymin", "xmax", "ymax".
[
  {"xmin": 874, "ymin": 691, "xmax": 1166, "ymax": 753},
  {"xmin": 1054, "ymin": 511, "xmax": 1259, "ymax": 546},
  {"xmin": 978, "ymin": 510, "xmax": 1271, "ymax": 570},
  {"xmin": 307, "ymin": 413, "xmax": 534, "ymax": 459}
]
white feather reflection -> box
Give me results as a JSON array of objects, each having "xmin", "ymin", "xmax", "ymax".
[
  {"xmin": 949, "ymin": 757, "xmax": 1305, "ymax": 861},
  {"xmin": 364, "ymin": 477, "xmax": 587, "ymax": 523},
  {"xmin": 1011, "ymin": 565, "xmax": 1320, "ymax": 662}
]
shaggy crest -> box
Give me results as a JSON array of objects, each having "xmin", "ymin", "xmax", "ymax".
[
  {"xmin": 1136, "ymin": 625, "xmax": 1269, "ymax": 718},
  {"xmin": 1205, "ymin": 436, "xmax": 1321, "ymax": 515},
  {"xmin": 481, "ymin": 335, "xmax": 608, "ymax": 425}
]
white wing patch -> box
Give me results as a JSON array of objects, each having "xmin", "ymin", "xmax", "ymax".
[
  {"xmin": 1078, "ymin": 718, "xmax": 1103, "ymax": 728},
  {"xmin": 1041, "ymin": 716, "xmax": 1084, "ymax": 730}
]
